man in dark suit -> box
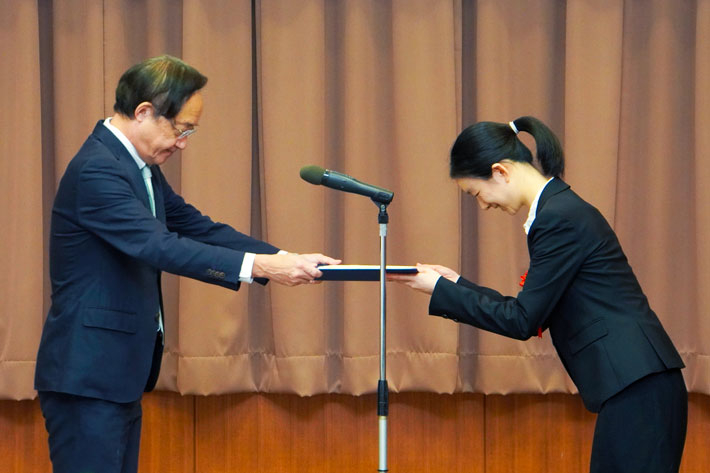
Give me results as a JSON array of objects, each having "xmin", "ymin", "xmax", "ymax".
[{"xmin": 34, "ymin": 55, "xmax": 339, "ymax": 473}]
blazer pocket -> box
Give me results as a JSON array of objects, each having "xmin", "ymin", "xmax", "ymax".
[
  {"xmin": 83, "ymin": 307, "xmax": 137, "ymax": 334},
  {"xmin": 569, "ymin": 319, "xmax": 608, "ymax": 355}
]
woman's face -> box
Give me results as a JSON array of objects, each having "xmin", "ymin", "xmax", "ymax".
[{"xmin": 455, "ymin": 164, "xmax": 524, "ymax": 215}]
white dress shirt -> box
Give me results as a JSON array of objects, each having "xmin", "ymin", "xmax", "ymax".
[{"xmin": 523, "ymin": 177, "xmax": 554, "ymax": 235}]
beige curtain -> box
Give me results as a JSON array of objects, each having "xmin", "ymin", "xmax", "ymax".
[{"xmin": 1, "ymin": 0, "xmax": 707, "ymax": 400}]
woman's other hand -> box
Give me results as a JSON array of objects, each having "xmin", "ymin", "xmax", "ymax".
[{"xmin": 388, "ymin": 263, "xmax": 456, "ymax": 295}]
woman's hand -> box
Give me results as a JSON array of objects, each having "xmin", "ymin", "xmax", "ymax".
[
  {"xmin": 388, "ymin": 263, "xmax": 457, "ymax": 295},
  {"xmin": 420, "ymin": 264, "xmax": 460, "ymax": 283}
]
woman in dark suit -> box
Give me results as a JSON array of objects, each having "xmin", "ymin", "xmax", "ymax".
[{"xmin": 392, "ymin": 116, "xmax": 687, "ymax": 473}]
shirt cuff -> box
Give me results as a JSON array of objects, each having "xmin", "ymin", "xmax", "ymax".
[
  {"xmin": 239, "ymin": 253, "xmax": 256, "ymax": 283},
  {"xmin": 240, "ymin": 250, "xmax": 289, "ymax": 283}
]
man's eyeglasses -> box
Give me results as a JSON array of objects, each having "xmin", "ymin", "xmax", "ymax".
[{"xmin": 168, "ymin": 119, "xmax": 197, "ymax": 140}]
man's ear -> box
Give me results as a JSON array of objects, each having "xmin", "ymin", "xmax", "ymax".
[{"xmin": 134, "ymin": 102, "xmax": 154, "ymax": 122}]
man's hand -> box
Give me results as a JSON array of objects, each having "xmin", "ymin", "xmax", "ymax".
[{"xmin": 253, "ymin": 253, "xmax": 341, "ymax": 286}]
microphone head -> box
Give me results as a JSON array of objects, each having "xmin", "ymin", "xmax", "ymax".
[{"xmin": 299, "ymin": 165, "xmax": 326, "ymax": 185}]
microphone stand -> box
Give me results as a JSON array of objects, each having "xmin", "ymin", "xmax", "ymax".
[
  {"xmin": 375, "ymin": 201, "xmax": 389, "ymax": 472},
  {"xmin": 300, "ymin": 165, "xmax": 394, "ymax": 470}
]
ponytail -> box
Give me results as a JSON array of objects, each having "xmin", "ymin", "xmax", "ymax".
[
  {"xmin": 512, "ymin": 116, "xmax": 564, "ymax": 177},
  {"xmin": 450, "ymin": 116, "xmax": 564, "ymax": 179}
]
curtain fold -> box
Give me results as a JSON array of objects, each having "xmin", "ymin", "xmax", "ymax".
[
  {"xmin": 174, "ymin": 0, "xmax": 258, "ymax": 395},
  {"xmin": 1, "ymin": 0, "xmax": 707, "ymax": 400},
  {"xmin": 691, "ymin": 0, "xmax": 710, "ymax": 393},
  {"xmin": 0, "ymin": 0, "xmax": 44, "ymax": 400},
  {"xmin": 458, "ymin": 0, "xmax": 573, "ymax": 394},
  {"xmin": 614, "ymin": 0, "xmax": 703, "ymax": 392}
]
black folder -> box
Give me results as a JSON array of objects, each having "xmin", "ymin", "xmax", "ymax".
[{"xmin": 316, "ymin": 265, "xmax": 418, "ymax": 281}]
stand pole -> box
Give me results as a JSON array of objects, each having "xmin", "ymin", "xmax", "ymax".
[{"xmin": 377, "ymin": 204, "xmax": 389, "ymax": 472}]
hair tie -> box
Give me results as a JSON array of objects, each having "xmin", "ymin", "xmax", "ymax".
[{"xmin": 509, "ymin": 121, "xmax": 519, "ymax": 135}]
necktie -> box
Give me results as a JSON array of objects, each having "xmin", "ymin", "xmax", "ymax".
[
  {"xmin": 141, "ymin": 165, "xmax": 164, "ymax": 335},
  {"xmin": 141, "ymin": 165, "xmax": 156, "ymax": 216}
]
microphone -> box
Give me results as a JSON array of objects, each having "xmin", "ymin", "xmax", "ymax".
[{"xmin": 300, "ymin": 165, "xmax": 394, "ymax": 204}]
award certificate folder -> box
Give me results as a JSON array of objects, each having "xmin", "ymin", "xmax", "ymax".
[{"xmin": 316, "ymin": 265, "xmax": 418, "ymax": 281}]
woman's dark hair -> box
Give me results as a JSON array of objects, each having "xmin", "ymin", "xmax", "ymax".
[
  {"xmin": 113, "ymin": 55, "xmax": 208, "ymax": 120},
  {"xmin": 449, "ymin": 116, "xmax": 564, "ymax": 178}
]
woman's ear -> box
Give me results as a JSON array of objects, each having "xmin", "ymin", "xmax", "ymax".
[{"xmin": 491, "ymin": 162, "xmax": 511, "ymax": 183}]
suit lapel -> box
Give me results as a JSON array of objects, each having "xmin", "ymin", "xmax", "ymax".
[
  {"xmin": 527, "ymin": 178, "xmax": 571, "ymax": 248},
  {"xmin": 535, "ymin": 177, "xmax": 570, "ymax": 213},
  {"xmin": 91, "ymin": 121, "xmax": 153, "ymax": 213}
]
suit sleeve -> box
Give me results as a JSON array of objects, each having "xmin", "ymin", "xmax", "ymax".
[
  {"xmin": 429, "ymin": 212, "xmax": 592, "ymax": 339},
  {"xmin": 76, "ymin": 157, "xmax": 252, "ymax": 289},
  {"xmin": 455, "ymin": 276, "xmax": 508, "ymax": 299},
  {"xmin": 158, "ymin": 172, "xmax": 279, "ymax": 255}
]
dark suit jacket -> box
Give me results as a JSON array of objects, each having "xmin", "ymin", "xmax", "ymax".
[
  {"xmin": 35, "ymin": 121, "xmax": 279, "ymax": 403},
  {"xmin": 429, "ymin": 178, "xmax": 684, "ymax": 412}
]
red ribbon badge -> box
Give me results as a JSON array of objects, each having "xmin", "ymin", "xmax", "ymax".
[{"xmin": 519, "ymin": 270, "xmax": 542, "ymax": 338}]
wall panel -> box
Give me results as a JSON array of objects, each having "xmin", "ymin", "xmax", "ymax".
[
  {"xmin": 486, "ymin": 394, "xmax": 595, "ymax": 473},
  {"xmin": 681, "ymin": 393, "xmax": 710, "ymax": 473},
  {"xmin": 1, "ymin": 392, "xmax": 707, "ymax": 472},
  {"xmin": 0, "ymin": 400, "xmax": 51, "ymax": 472},
  {"xmin": 138, "ymin": 392, "xmax": 195, "ymax": 473}
]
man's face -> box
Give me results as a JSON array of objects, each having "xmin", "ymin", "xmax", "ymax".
[{"xmin": 138, "ymin": 91, "xmax": 203, "ymax": 165}]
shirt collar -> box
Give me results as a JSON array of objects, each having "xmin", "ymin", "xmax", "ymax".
[
  {"xmin": 103, "ymin": 117, "xmax": 149, "ymax": 172},
  {"xmin": 523, "ymin": 177, "xmax": 554, "ymax": 235}
]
